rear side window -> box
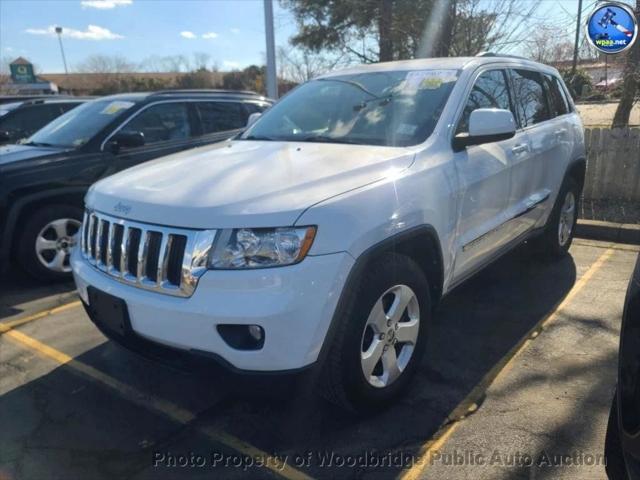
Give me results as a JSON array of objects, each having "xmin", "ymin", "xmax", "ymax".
[
  {"xmin": 544, "ymin": 74, "xmax": 569, "ymax": 117},
  {"xmin": 121, "ymin": 102, "xmax": 191, "ymax": 144},
  {"xmin": 457, "ymin": 69, "xmax": 513, "ymax": 134},
  {"xmin": 510, "ymin": 69, "xmax": 551, "ymax": 127},
  {"xmin": 244, "ymin": 102, "xmax": 270, "ymax": 115},
  {"xmin": 196, "ymin": 102, "xmax": 247, "ymax": 134},
  {"xmin": 0, "ymin": 104, "xmax": 61, "ymax": 140}
]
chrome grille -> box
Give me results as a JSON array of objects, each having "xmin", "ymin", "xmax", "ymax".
[{"xmin": 81, "ymin": 210, "xmax": 216, "ymax": 297}]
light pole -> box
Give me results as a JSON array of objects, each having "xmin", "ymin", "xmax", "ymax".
[
  {"xmin": 263, "ymin": 0, "xmax": 277, "ymax": 99},
  {"xmin": 55, "ymin": 26, "xmax": 69, "ymax": 75}
]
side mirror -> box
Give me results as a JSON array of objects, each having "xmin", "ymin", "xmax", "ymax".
[
  {"xmin": 453, "ymin": 108, "xmax": 516, "ymax": 152},
  {"xmin": 108, "ymin": 131, "xmax": 145, "ymax": 153},
  {"xmin": 247, "ymin": 112, "xmax": 262, "ymax": 127}
]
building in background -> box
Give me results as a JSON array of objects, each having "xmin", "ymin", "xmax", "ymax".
[{"xmin": 1, "ymin": 57, "xmax": 59, "ymax": 95}]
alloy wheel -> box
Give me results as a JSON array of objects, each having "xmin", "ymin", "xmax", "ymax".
[
  {"xmin": 35, "ymin": 218, "xmax": 82, "ymax": 273},
  {"xmin": 558, "ymin": 191, "xmax": 576, "ymax": 247},
  {"xmin": 360, "ymin": 284, "xmax": 420, "ymax": 388}
]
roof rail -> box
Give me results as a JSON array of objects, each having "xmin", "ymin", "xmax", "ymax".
[
  {"xmin": 476, "ymin": 52, "xmax": 529, "ymax": 60},
  {"xmin": 148, "ymin": 89, "xmax": 260, "ymax": 97}
]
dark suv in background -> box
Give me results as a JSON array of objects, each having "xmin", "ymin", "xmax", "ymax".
[
  {"xmin": 0, "ymin": 97, "xmax": 89, "ymax": 145},
  {"xmin": 0, "ymin": 89, "xmax": 272, "ymax": 280},
  {"xmin": 606, "ymin": 254, "xmax": 640, "ymax": 480}
]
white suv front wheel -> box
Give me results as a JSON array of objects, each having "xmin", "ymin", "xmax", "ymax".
[{"xmin": 320, "ymin": 253, "xmax": 431, "ymax": 413}]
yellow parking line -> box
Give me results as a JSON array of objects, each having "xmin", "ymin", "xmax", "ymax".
[
  {"xmin": 4, "ymin": 329, "xmax": 313, "ymax": 480},
  {"xmin": 0, "ymin": 301, "xmax": 81, "ymax": 335},
  {"xmin": 399, "ymin": 247, "xmax": 616, "ymax": 480}
]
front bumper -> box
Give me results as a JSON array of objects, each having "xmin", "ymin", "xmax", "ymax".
[{"xmin": 72, "ymin": 247, "xmax": 354, "ymax": 371}]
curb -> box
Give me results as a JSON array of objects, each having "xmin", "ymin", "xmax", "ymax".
[{"xmin": 576, "ymin": 219, "xmax": 640, "ymax": 245}]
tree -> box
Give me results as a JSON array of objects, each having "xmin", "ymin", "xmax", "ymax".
[
  {"xmin": 282, "ymin": 0, "xmax": 539, "ymax": 62},
  {"xmin": 612, "ymin": 0, "xmax": 640, "ymax": 128},
  {"xmin": 277, "ymin": 46, "xmax": 347, "ymax": 82},
  {"xmin": 76, "ymin": 54, "xmax": 135, "ymax": 74}
]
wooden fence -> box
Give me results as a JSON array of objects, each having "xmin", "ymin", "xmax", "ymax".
[{"xmin": 583, "ymin": 128, "xmax": 640, "ymax": 202}]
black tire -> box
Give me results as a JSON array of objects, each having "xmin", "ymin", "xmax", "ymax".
[
  {"xmin": 319, "ymin": 253, "xmax": 431, "ymax": 413},
  {"xmin": 16, "ymin": 204, "xmax": 83, "ymax": 282},
  {"xmin": 535, "ymin": 177, "xmax": 580, "ymax": 259},
  {"xmin": 605, "ymin": 391, "xmax": 629, "ymax": 480}
]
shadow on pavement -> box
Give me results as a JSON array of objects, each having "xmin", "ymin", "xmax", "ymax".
[{"xmin": 0, "ymin": 244, "xmax": 578, "ymax": 479}]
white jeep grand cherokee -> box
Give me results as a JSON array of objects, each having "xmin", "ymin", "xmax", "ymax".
[{"xmin": 72, "ymin": 56, "xmax": 585, "ymax": 412}]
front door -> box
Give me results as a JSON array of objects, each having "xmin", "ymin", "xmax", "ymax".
[
  {"xmin": 112, "ymin": 101, "xmax": 195, "ymax": 171},
  {"xmin": 451, "ymin": 68, "xmax": 529, "ymax": 281}
]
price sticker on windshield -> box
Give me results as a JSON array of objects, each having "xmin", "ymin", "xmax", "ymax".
[
  {"xmin": 100, "ymin": 101, "xmax": 135, "ymax": 115},
  {"xmin": 402, "ymin": 70, "xmax": 458, "ymax": 93}
]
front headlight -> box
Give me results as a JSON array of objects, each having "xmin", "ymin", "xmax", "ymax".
[{"xmin": 209, "ymin": 226, "xmax": 316, "ymax": 269}]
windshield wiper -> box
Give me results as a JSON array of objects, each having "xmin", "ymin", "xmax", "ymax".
[
  {"xmin": 296, "ymin": 135, "xmax": 364, "ymax": 145},
  {"xmin": 242, "ymin": 134, "xmax": 280, "ymax": 141},
  {"xmin": 22, "ymin": 141, "xmax": 56, "ymax": 147}
]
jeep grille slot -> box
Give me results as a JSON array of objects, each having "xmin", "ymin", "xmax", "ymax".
[{"xmin": 80, "ymin": 211, "xmax": 216, "ymax": 297}]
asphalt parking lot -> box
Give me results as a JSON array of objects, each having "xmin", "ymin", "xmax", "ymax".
[{"xmin": 1, "ymin": 239, "xmax": 639, "ymax": 480}]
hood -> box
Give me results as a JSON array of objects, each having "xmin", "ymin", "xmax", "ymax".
[
  {"xmin": 0, "ymin": 143, "xmax": 68, "ymax": 166},
  {"xmin": 87, "ymin": 140, "xmax": 415, "ymax": 228}
]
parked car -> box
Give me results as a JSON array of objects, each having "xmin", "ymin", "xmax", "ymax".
[
  {"xmin": 0, "ymin": 97, "xmax": 89, "ymax": 145},
  {"xmin": 72, "ymin": 55, "xmax": 585, "ymax": 412},
  {"xmin": 605, "ymin": 254, "xmax": 640, "ymax": 479},
  {"xmin": 0, "ymin": 90, "xmax": 272, "ymax": 280}
]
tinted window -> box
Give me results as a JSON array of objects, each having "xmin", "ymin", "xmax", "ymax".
[
  {"xmin": 0, "ymin": 104, "xmax": 60, "ymax": 141},
  {"xmin": 197, "ymin": 102, "xmax": 247, "ymax": 134},
  {"xmin": 457, "ymin": 69, "xmax": 513, "ymax": 134},
  {"xmin": 121, "ymin": 102, "xmax": 191, "ymax": 144},
  {"xmin": 510, "ymin": 69, "xmax": 550, "ymax": 127},
  {"xmin": 244, "ymin": 102, "xmax": 269, "ymax": 115},
  {"xmin": 59, "ymin": 102, "xmax": 83, "ymax": 114},
  {"xmin": 544, "ymin": 74, "xmax": 569, "ymax": 117},
  {"xmin": 29, "ymin": 99, "xmax": 135, "ymax": 148}
]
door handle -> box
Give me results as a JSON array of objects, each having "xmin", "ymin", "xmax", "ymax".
[{"xmin": 511, "ymin": 144, "xmax": 529, "ymax": 155}]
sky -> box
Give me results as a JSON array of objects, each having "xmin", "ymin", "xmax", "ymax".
[
  {"xmin": 0, "ymin": 0, "xmax": 635, "ymax": 74},
  {"xmin": 0, "ymin": 0, "xmax": 298, "ymax": 73}
]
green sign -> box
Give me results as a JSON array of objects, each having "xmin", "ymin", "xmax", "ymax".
[{"xmin": 10, "ymin": 63, "xmax": 36, "ymax": 84}]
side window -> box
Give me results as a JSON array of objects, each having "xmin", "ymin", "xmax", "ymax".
[
  {"xmin": 121, "ymin": 103, "xmax": 191, "ymax": 144},
  {"xmin": 0, "ymin": 105, "xmax": 54, "ymax": 139},
  {"xmin": 543, "ymin": 74, "xmax": 569, "ymax": 117},
  {"xmin": 244, "ymin": 102, "xmax": 269, "ymax": 115},
  {"xmin": 457, "ymin": 70, "xmax": 513, "ymax": 134},
  {"xmin": 510, "ymin": 69, "xmax": 551, "ymax": 127},
  {"xmin": 196, "ymin": 102, "xmax": 247, "ymax": 134},
  {"xmin": 59, "ymin": 103, "xmax": 81, "ymax": 114}
]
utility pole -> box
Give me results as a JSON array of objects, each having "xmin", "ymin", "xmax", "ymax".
[
  {"xmin": 55, "ymin": 26, "xmax": 69, "ymax": 75},
  {"xmin": 572, "ymin": 0, "xmax": 583, "ymax": 74},
  {"xmin": 263, "ymin": 0, "xmax": 277, "ymax": 99}
]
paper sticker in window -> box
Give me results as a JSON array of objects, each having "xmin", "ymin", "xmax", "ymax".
[
  {"xmin": 402, "ymin": 70, "xmax": 458, "ymax": 93},
  {"xmin": 100, "ymin": 101, "xmax": 135, "ymax": 115}
]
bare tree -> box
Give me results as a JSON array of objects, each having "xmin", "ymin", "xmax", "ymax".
[
  {"xmin": 525, "ymin": 24, "xmax": 574, "ymax": 63},
  {"xmin": 76, "ymin": 54, "xmax": 135, "ymax": 74},
  {"xmin": 192, "ymin": 52, "xmax": 212, "ymax": 71},
  {"xmin": 277, "ymin": 46, "xmax": 348, "ymax": 82},
  {"xmin": 612, "ymin": 0, "xmax": 639, "ymax": 128}
]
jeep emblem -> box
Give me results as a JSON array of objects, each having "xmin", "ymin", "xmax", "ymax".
[{"xmin": 114, "ymin": 202, "xmax": 132, "ymax": 215}]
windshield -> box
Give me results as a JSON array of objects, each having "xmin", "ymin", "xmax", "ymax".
[
  {"xmin": 26, "ymin": 99, "xmax": 136, "ymax": 148},
  {"xmin": 241, "ymin": 69, "xmax": 458, "ymax": 147}
]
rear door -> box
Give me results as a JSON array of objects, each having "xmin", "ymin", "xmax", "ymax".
[
  {"xmin": 505, "ymin": 69, "xmax": 560, "ymax": 234},
  {"xmin": 193, "ymin": 101, "xmax": 250, "ymax": 146},
  {"xmin": 111, "ymin": 101, "xmax": 195, "ymax": 171},
  {"xmin": 452, "ymin": 68, "xmax": 529, "ymax": 280}
]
